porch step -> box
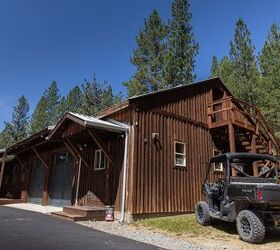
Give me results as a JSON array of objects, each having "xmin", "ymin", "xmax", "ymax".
[
  {"xmin": 0, "ymin": 199, "xmax": 24, "ymax": 205},
  {"xmin": 51, "ymin": 206, "xmax": 107, "ymax": 222},
  {"xmin": 51, "ymin": 211, "xmax": 86, "ymax": 222}
]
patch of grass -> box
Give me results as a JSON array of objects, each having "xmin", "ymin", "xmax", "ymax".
[{"xmin": 136, "ymin": 214, "xmax": 236, "ymax": 238}]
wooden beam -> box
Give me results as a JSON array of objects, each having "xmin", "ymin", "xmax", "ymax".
[
  {"xmin": 228, "ymin": 123, "xmax": 236, "ymax": 152},
  {"xmin": 32, "ymin": 147, "xmax": 49, "ymax": 169},
  {"xmin": 269, "ymin": 140, "xmax": 272, "ymax": 154},
  {"xmin": 65, "ymin": 138, "xmax": 90, "ymax": 169},
  {"xmin": 0, "ymin": 153, "xmax": 7, "ymax": 192},
  {"xmin": 87, "ymin": 128, "xmax": 114, "ymax": 165},
  {"xmin": 64, "ymin": 141, "xmax": 79, "ymax": 161},
  {"xmin": 15, "ymin": 155, "xmax": 28, "ymax": 172},
  {"xmin": 228, "ymin": 123, "xmax": 237, "ymax": 177},
  {"xmin": 251, "ymin": 134, "xmax": 258, "ymax": 177}
]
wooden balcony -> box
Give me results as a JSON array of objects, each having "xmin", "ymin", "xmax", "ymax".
[{"xmin": 207, "ymin": 97, "xmax": 280, "ymax": 153}]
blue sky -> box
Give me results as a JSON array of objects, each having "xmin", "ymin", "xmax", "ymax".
[{"xmin": 0, "ymin": 0, "xmax": 280, "ymax": 129}]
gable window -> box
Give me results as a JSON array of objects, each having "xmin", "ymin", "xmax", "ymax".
[
  {"xmin": 174, "ymin": 141, "xmax": 186, "ymax": 167},
  {"xmin": 94, "ymin": 149, "xmax": 106, "ymax": 171},
  {"xmin": 213, "ymin": 149, "xmax": 223, "ymax": 172}
]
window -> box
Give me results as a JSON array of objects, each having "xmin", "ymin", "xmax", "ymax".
[
  {"xmin": 213, "ymin": 149, "xmax": 223, "ymax": 172},
  {"xmin": 94, "ymin": 149, "xmax": 106, "ymax": 170},
  {"xmin": 174, "ymin": 141, "xmax": 186, "ymax": 167}
]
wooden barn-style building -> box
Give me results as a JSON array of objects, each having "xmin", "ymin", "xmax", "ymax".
[{"xmin": 0, "ymin": 77, "xmax": 279, "ymax": 221}]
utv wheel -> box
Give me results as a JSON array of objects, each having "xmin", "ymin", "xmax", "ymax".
[
  {"xmin": 236, "ymin": 210, "xmax": 265, "ymax": 244},
  {"xmin": 195, "ymin": 201, "xmax": 211, "ymax": 226}
]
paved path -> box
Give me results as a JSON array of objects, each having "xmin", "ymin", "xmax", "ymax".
[{"xmin": 0, "ymin": 206, "xmax": 160, "ymax": 250}]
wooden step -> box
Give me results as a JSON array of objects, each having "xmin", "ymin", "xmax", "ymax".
[
  {"xmin": 51, "ymin": 206, "xmax": 107, "ymax": 222},
  {"xmin": 0, "ymin": 199, "xmax": 24, "ymax": 205},
  {"xmin": 51, "ymin": 211, "xmax": 86, "ymax": 222}
]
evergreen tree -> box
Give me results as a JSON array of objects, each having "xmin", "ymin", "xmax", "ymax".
[
  {"xmin": 0, "ymin": 122, "xmax": 15, "ymax": 148},
  {"xmin": 30, "ymin": 96, "xmax": 48, "ymax": 134},
  {"xmin": 210, "ymin": 56, "xmax": 219, "ymax": 77},
  {"xmin": 81, "ymin": 76, "xmax": 102, "ymax": 116},
  {"xmin": 11, "ymin": 95, "xmax": 29, "ymax": 142},
  {"xmin": 30, "ymin": 81, "xmax": 61, "ymax": 133},
  {"xmin": 101, "ymin": 84, "xmax": 114, "ymax": 110},
  {"xmin": 44, "ymin": 81, "xmax": 61, "ymax": 124},
  {"xmin": 210, "ymin": 56, "xmax": 236, "ymax": 88},
  {"xmin": 229, "ymin": 18, "xmax": 260, "ymax": 104},
  {"xmin": 164, "ymin": 0, "xmax": 199, "ymax": 87},
  {"xmin": 258, "ymin": 23, "xmax": 280, "ymax": 137},
  {"xmin": 59, "ymin": 86, "xmax": 83, "ymax": 114},
  {"xmin": 123, "ymin": 10, "xmax": 167, "ymax": 96}
]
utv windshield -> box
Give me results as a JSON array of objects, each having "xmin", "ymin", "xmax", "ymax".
[{"xmin": 229, "ymin": 156, "xmax": 279, "ymax": 184}]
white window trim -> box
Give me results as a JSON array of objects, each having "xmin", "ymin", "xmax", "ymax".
[
  {"xmin": 94, "ymin": 149, "xmax": 106, "ymax": 171},
  {"xmin": 174, "ymin": 141, "xmax": 186, "ymax": 167},
  {"xmin": 213, "ymin": 149, "xmax": 223, "ymax": 172}
]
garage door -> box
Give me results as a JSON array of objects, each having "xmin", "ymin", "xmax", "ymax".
[
  {"xmin": 28, "ymin": 160, "xmax": 45, "ymax": 204},
  {"xmin": 49, "ymin": 152, "xmax": 74, "ymax": 207}
]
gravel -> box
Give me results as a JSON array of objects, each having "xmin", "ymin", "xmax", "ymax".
[{"xmin": 78, "ymin": 220, "xmax": 228, "ymax": 250}]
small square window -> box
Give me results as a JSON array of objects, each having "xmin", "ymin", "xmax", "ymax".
[
  {"xmin": 174, "ymin": 141, "xmax": 186, "ymax": 167},
  {"xmin": 94, "ymin": 149, "xmax": 106, "ymax": 171},
  {"xmin": 213, "ymin": 149, "xmax": 223, "ymax": 172}
]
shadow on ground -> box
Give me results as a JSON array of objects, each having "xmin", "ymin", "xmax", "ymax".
[{"xmin": 210, "ymin": 219, "xmax": 280, "ymax": 243}]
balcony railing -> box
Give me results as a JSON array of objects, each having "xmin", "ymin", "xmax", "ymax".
[{"xmin": 207, "ymin": 96, "xmax": 280, "ymax": 153}]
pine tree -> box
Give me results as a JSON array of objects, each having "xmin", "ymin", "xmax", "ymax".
[
  {"xmin": 101, "ymin": 84, "xmax": 114, "ymax": 110},
  {"xmin": 258, "ymin": 23, "xmax": 280, "ymax": 137},
  {"xmin": 210, "ymin": 56, "xmax": 236, "ymax": 88},
  {"xmin": 0, "ymin": 122, "xmax": 15, "ymax": 148},
  {"xmin": 44, "ymin": 81, "xmax": 61, "ymax": 124},
  {"xmin": 164, "ymin": 0, "xmax": 199, "ymax": 87},
  {"xmin": 30, "ymin": 96, "xmax": 48, "ymax": 134},
  {"xmin": 210, "ymin": 56, "xmax": 219, "ymax": 77},
  {"xmin": 11, "ymin": 95, "xmax": 29, "ymax": 142},
  {"xmin": 123, "ymin": 10, "xmax": 167, "ymax": 96},
  {"xmin": 59, "ymin": 86, "xmax": 83, "ymax": 114},
  {"xmin": 229, "ymin": 18, "xmax": 260, "ymax": 104},
  {"xmin": 81, "ymin": 76, "xmax": 103, "ymax": 115},
  {"xmin": 30, "ymin": 81, "xmax": 61, "ymax": 133}
]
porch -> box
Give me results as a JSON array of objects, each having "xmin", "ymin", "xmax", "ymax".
[
  {"xmin": 46, "ymin": 112, "xmax": 129, "ymax": 221},
  {"xmin": 207, "ymin": 96, "xmax": 280, "ymax": 155}
]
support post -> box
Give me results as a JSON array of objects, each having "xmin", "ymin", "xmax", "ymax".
[
  {"xmin": 228, "ymin": 123, "xmax": 236, "ymax": 152},
  {"xmin": 75, "ymin": 157, "xmax": 82, "ymax": 206},
  {"xmin": 269, "ymin": 141, "xmax": 272, "ymax": 154},
  {"xmin": 228, "ymin": 123, "xmax": 236, "ymax": 176},
  {"xmin": 251, "ymin": 134, "xmax": 258, "ymax": 176},
  {"xmin": 0, "ymin": 153, "xmax": 7, "ymax": 193}
]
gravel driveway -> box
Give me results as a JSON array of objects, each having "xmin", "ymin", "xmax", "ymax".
[{"xmin": 78, "ymin": 220, "xmax": 218, "ymax": 250}]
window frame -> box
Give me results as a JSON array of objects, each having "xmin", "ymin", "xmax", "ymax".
[
  {"xmin": 174, "ymin": 141, "xmax": 186, "ymax": 167},
  {"xmin": 94, "ymin": 149, "xmax": 106, "ymax": 171},
  {"xmin": 213, "ymin": 149, "xmax": 223, "ymax": 172}
]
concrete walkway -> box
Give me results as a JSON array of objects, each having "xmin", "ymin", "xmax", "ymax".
[{"xmin": 3, "ymin": 203, "xmax": 63, "ymax": 214}]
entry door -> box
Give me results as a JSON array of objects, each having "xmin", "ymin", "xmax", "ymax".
[
  {"xmin": 29, "ymin": 160, "xmax": 45, "ymax": 204},
  {"xmin": 49, "ymin": 152, "xmax": 74, "ymax": 207}
]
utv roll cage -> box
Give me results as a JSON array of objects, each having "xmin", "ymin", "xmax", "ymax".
[{"xmin": 205, "ymin": 152, "xmax": 279, "ymax": 183}]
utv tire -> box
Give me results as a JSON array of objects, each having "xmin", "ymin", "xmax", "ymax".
[
  {"xmin": 195, "ymin": 201, "xmax": 211, "ymax": 226},
  {"xmin": 236, "ymin": 210, "xmax": 265, "ymax": 244}
]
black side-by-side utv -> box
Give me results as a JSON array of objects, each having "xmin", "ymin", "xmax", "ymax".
[{"xmin": 195, "ymin": 153, "xmax": 280, "ymax": 244}]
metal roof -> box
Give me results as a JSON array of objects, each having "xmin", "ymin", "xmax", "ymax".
[
  {"xmin": 47, "ymin": 112, "xmax": 128, "ymax": 140},
  {"xmin": 69, "ymin": 112, "xmax": 128, "ymax": 132},
  {"xmin": 129, "ymin": 77, "xmax": 230, "ymax": 101}
]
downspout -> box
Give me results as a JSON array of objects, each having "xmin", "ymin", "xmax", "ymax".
[
  {"xmin": 75, "ymin": 156, "xmax": 82, "ymax": 206},
  {"xmin": 119, "ymin": 129, "xmax": 129, "ymax": 224}
]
